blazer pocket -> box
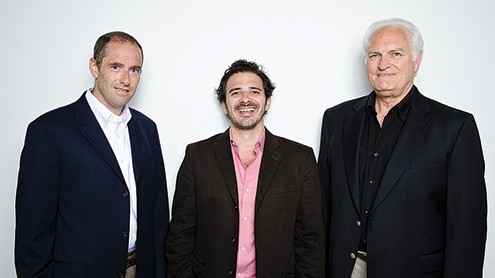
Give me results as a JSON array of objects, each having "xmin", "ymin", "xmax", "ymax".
[
  {"xmin": 420, "ymin": 252, "xmax": 444, "ymax": 274},
  {"xmin": 191, "ymin": 257, "xmax": 208, "ymax": 277},
  {"xmin": 408, "ymin": 160, "xmax": 446, "ymax": 170},
  {"xmin": 54, "ymin": 261, "xmax": 86, "ymax": 278},
  {"xmin": 271, "ymin": 184, "xmax": 298, "ymax": 195}
]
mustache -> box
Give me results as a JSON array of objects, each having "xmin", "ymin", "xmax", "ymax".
[{"xmin": 235, "ymin": 101, "xmax": 259, "ymax": 110}]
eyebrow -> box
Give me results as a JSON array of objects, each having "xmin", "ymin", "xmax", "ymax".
[{"xmin": 228, "ymin": 86, "xmax": 263, "ymax": 93}]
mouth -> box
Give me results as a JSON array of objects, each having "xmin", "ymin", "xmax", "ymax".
[
  {"xmin": 115, "ymin": 87, "xmax": 130, "ymax": 95},
  {"xmin": 235, "ymin": 102, "xmax": 259, "ymax": 116}
]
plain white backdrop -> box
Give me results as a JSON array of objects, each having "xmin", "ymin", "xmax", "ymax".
[{"xmin": 2, "ymin": 0, "xmax": 493, "ymax": 276}]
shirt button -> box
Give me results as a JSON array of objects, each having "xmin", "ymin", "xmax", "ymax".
[
  {"xmin": 243, "ymin": 216, "xmax": 248, "ymax": 221},
  {"xmin": 245, "ymin": 188, "xmax": 250, "ymax": 192}
]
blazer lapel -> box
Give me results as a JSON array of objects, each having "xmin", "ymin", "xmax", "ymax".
[
  {"xmin": 128, "ymin": 117, "xmax": 143, "ymax": 185},
  {"xmin": 213, "ymin": 129, "xmax": 239, "ymax": 207},
  {"xmin": 76, "ymin": 94, "xmax": 126, "ymax": 185},
  {"xmin": 343, "ymin": 96, "xmax": 368, "ymax": 213},
  {"xmin": 371, "ymin": 90, "xmax": 431, "ymax": 212},
  {"xmin": 256, "ymin": 129, "xmax": 282, "ymax": 212}
]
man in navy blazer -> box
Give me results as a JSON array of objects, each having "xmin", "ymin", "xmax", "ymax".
[
  {"xmin": 318, "ymin": 19, "xmax": 487, "ymax": 277},
  {"xmin": 15, "ymin": 31, "xmax": 169, "ymax": 277}
]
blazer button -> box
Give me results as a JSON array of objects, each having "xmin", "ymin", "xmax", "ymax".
[
  {"xmin": 118, "ymin": 272, "xmax": 125, "ymax": 278},
  {"xmin": 231, "ymin": 237, "xmax": 237, "ymax": 243},
  {"xmin": 122, "ymin": 230, "xmax": 129, "ymax": 238},
  {"xmin": 356, "ymin": 220, "xmax": 362, "ymax": 227},
  {"xmin": 228, "ymin": 269, "xmax": 234, "ymax": 276},
  {"xmin": 122, "ymin": 190, "xmax": 129, "ymax": 198},
  {"xmin": 350, "ymin": 252, "xmax": 357, "ymax": 260}
]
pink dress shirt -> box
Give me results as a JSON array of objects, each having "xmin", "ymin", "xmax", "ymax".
[{"xmin": 230, "ymin": 128, "xmax": 266, "ymax": 278}]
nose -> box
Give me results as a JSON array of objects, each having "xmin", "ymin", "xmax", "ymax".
[
  {"xmin": 240, "ymin": 90, "xmax": 252, "ymax": 101},
  {"xmin": 377, "ymin": 55, "xmax": 392, "ymax": 71},
  {"xmin": 120, "ymin": 70, "xmax": 130, "ymax": 86}
]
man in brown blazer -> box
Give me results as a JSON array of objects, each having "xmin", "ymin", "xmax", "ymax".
[{"xmin": 166, "ymin": 59, "xmax": 325, "ymax": 277}]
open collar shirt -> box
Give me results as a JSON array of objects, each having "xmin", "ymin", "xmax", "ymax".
[
  {"xmin": 230, "ymin": 127, "xmax": 266, "ymax": 278},
  {"xmin": 86, "ymin": 89, "xmax": 137, "ymax": 253}
]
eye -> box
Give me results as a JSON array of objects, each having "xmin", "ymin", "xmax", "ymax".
[
  {"xmin": 110, "ymin": 65, "xmax": 119, "ymax": 71},
  {"xmin": 230, "ymin": 91, "xmax": 240, "ymax": 96},
  {"xmin": 391, "ymin": 52, "xmax": 403, "ymax": 58},
  {"xmin": 368, "ymin": 53, "xmax": 380, "ymax": 60},
  {"xmin": 130, "ymin": 67, "xmax": 141, "ymax": 75}
]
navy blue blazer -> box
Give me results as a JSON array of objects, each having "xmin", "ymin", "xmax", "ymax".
[
  {"xmin": 15, "ymin": 93, "xmax": 169, "ymax": 277},
  {"xmin": 318, "ymin": 86, "xmax": 487, "ymax": 277}
]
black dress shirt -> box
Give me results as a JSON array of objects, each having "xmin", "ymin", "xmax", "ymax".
[{"xmin": 357, "ymin": 89, "xmax": 415, "ymax": 252}]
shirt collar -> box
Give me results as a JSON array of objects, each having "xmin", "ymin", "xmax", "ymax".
[
  {"xmin": 368, "ymin": 87, "xmax": 415, "ymax": 122},
  {"xmin": 229, "ymin": 127, "xmax": 266, "ymax": 153},
  {"xmin": 85, "ymin": 88, "xmax": 132, "ymax": 127}
]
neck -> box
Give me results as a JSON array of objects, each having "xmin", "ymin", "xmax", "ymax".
[{"xmin": 230, "ymin": 124, "xmax": 264, "ymax": 148}]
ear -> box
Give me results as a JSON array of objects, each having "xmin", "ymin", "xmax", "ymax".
[
  {"xmin": 89, "ymin": 58, "xmax": 99, "ymax": 79},
  {"xmin": 414, "ymin": 52, "xmax": 423, "ymax": 72},
  {"xmin": 265, "ymin": 97, "xmax": 272, "ymax": 112},
  {"xmin": 221, "ymin": 101, "xmax": 228, "ymax": 114}
]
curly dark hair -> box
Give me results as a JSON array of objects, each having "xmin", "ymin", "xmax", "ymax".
[
  {"xmin": 93, "ymin": 31, "xmax": 143, "ymax": 68},
  {"xmin": 215, "ymin": 59, "xmax": 276, "ymax": 103}
]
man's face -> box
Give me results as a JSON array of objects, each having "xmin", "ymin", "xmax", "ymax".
[
  {"xmin": 89, "ymin": 40, "xmax": 143, "ymax": 115},
  {"xmin": 366, "ymin": 27, "xmax": 422, "ymax": 100},
  {"xmin": 221, "ymin": 72, "xmax": 271, "ymax": 130}
]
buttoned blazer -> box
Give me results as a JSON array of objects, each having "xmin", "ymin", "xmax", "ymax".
[
  {"xmin": 318, "ymin": 86, "xmax": 487, "ymax": 278},
  {"xmin": 166, "ymin": 129, "xmax": 325, "ymax": 278},
  {"xmin": 15, "ymin": 93, "xmax": 169, "ymax": 278}
]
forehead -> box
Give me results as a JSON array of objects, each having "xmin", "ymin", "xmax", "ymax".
[
  {"xmin": 102, "ymin": 41, "xmax": 143, "ymax": 64},
  {"xmin": 369, "ymin": 27, "xmax": 411, "ymax": 51},
  {"xmin": 226, "ymin": 72, "xmax": 263, "ymax": 88}
]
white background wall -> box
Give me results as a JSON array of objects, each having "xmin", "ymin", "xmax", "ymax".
[{"xmin": 1, "ymin": 0, "xmax": 493, "ymax": 276}]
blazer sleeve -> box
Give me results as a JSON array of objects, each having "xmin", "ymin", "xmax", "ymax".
[
  {"xmin": 152, "ymin": 127, "xmax": 170, "ymax": 278},
  {"xmin": 317, "ymin": 110, "xmax": 331, "ymax": 248},
  {"xmin": 166, "ymin": 145, "xmax": 196, "ymax": 278},
  {"xmin": 443, "ymin": 114, "xmax": 487, "ymax": 277},
  {"xmin": 294, "ymin": 148, "xmax": 326, "ymax": 277},
  {"xmin": 15, "ymin": 121, "xmax": 59, "ymax": 278}
]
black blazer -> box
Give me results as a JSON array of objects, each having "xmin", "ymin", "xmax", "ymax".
[
  {"xmin": 166, "ymin": 129, "xmax": 325, "ymax": 277},
  {"xmin": 318, "ymin": 86, "xmax": 487, "ymax": 278},
  {"xmin": 15, "ymin": 93, "xmax": 169, "ymax": 277}
]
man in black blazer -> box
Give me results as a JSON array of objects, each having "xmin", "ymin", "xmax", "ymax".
[
  {"xmin": 15, "ymin": 31, "xmax": 169, "ymax": 277},
  {"xmin": 318, "ymin": 18, "xmax": 487, "ymax": 278},
  {"xmin": 166, "ymin": 60, "xmax": 325, "ymax": 277}
]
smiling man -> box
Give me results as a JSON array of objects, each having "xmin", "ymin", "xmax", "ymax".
[
  {"xmin": 15, "ymin": 31, "xmax": 169, "ymax": 278},
  {"xmin": 318, "ymin": 18, "xmax": 487, "ymax": 278},
  {"xmin": 166, "ymin": 59, "xmax": 325, "ymax": 277}
]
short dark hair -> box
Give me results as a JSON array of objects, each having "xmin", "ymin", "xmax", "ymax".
[
  {"xmin": 93, "ymin": 31, "xmax": 143, "ymax": 68},
  {"xmin": 215, "ymin": 59, "xmax": 276, "ymax": 103}
]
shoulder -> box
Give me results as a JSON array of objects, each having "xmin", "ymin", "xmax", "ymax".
[
  {"xmin": 185, "ymin": 131, "xmax": 226, "ymax": 152},
  {"xmin": 415, "ymin": 92, "xmax": 474, "ymax": 123},
  {"xmin": 268, "ymin": 131, "xmax": 314, "ymax": 156},
  {"xmin": 322, "ymin": 95, "xmax": 368, "ymax": 118}
]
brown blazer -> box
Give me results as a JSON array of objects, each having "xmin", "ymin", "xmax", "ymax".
[{"xmin": 166, "ymin": 128, "xmax": 325, "ymax": 277}]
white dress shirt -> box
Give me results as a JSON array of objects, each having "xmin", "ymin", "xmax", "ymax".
[{"xmin": 85, "ymin": 89, "xmax": 137, "ymax": 252}]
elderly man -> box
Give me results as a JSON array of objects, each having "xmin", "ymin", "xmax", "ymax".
[{"xmin": 318, "ymin": 18, "xmax": 486, "ymax": 277}]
